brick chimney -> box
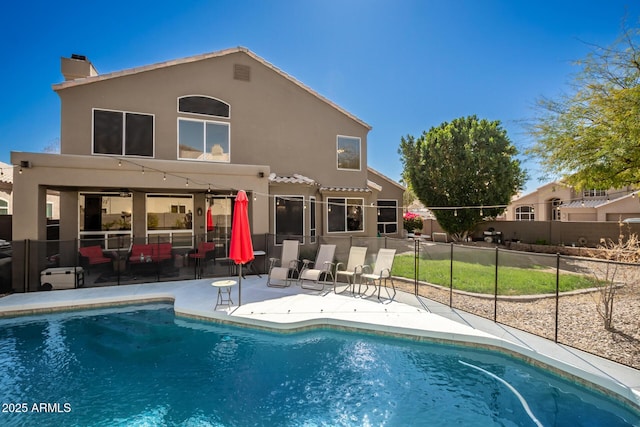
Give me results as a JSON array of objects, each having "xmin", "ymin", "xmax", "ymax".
[{"xmin": 61, "ymin": 54, "xmax": 98, "ymax": 81}]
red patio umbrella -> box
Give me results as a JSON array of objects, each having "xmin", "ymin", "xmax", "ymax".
[
  {"xmin": 206, "ymin": 206, "xmax": 214, "ymax": 232},
  {"xmin": 229, "ymin": 190, "xmax": 254, "ymax": 306}
]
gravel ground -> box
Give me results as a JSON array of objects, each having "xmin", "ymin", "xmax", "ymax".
[{"xmin": 394, "ymin": 279, "xmax": 640, "ymax": 369}]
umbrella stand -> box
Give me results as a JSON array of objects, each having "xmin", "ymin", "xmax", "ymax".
[{"xmin": 237, "ymin": 262, "xmax": 242, "ymax": 306}]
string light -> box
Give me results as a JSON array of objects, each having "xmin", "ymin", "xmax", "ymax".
[
  {"xmin": 110, "ymin": 158, "xmax": 637, "ymax": 216},
  {"xmin": 163, "ymin": 172, "xmax": 167, "ymax": 181}
]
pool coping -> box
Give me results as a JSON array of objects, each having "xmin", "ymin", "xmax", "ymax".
[{"xmin": 0, "ymin": 276, "xmax": 639, "ymax": 411}]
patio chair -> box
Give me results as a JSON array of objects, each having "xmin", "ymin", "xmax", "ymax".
[
  {"xmin": 333, "ymin": 246, "xmax": 367, "ymax": 294},
  {"xmin": 299, "ymin": 244, "xmax": 336, "ymax": 290},
  {"xmin": 361, "ymin": 248, "xmax": 397, "ymax": 301},
  {"xmin": 189, "ymin": 242, "xmax": 216, "ymax": 278},
  {"xmin": 266, "ymin": 240, "xmax": 300, "ymax": 287},
  {"xmin": 78, "ymin": 245, "xmax": 112, "ymax": 275}
]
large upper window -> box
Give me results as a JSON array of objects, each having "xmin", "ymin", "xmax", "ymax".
[
  {"xmin": 93, "ymin": 109, "xmax": 154, "ymax": 157},
  {"xmin": 328, "ymin": 197, "xmax": 364, "ymax": 233},
  {"xmin": 178, "ymin": 119, "xmax": 230, "ymax": 162},
  {"xmin": 178, "ymin": 96, "xmax": 230, "ymax": 118},
  {"xmin": 0, "ymin": 198, "xmax": 8, "ymax": 215},
  {"xmin": 377, "ymin": 200, "xmax": 398, "ymax": 234},
  {"xmin": 275, "ymin": 196, "xmax": 304, "ymax": 244},
  {"xmin": 337, "ymin": 136, "xmax": 361, "ymax": 170},
  {"xmin": 515, "ymin": 206, "xmax": 535, "ymax": 221}
]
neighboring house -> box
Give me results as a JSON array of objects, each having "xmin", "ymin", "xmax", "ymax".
[
  {"xmin": 0, "ymin": 161, "xmax": 60, "ymax": 220},
  {"xmin": 10, "ymin": 48, "xmax": 404, "ymax": 250},
  {"xmin": 506, "ymin": 181, "xmax": 640, "ymax": 222},
  {"xmin": 0, "ymin": 162, "xmax": 11, "ymax": 216}
]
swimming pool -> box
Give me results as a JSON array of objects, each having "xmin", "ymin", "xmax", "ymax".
[{"xmin": 0, "ymin": 304, "xmax": 638, "ymax": 426}]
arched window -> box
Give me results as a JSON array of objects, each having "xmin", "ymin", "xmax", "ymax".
[
  {"xmin": 178, "ymin": 96, "xmax": 230, "ymax": 118},
  {"xmin": 0, "ymin": 198, "xmax": 8, "ymax": 215},
  {"xmin": 178, "ymin": 96, "xmax": 231, "ymax": 162},
  {"xmin": 515, "ymin": 205, "xmax": 535, "ymax": 221}
]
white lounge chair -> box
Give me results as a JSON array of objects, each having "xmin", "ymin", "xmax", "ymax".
[
  {"xmin": 361, "ymin": 248, "xmax": 396, "ymax": 301},
  {"xmin": 333, "ymin": 246, "xmax": 367, "ymax": 294},
  {"xmin": 266, "ymin": 240, "xmax": 300, "ymax": 287},
  {"xmin": 299, "ymin": 244, "xmax": 336, "ymax": 290}
]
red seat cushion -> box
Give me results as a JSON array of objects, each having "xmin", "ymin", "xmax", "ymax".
[
  {"xmin": 189, "ymin": 242, "xmax": 215, "ymax": 259},
  {"xmin": 129, "ymin": 244, "xmax": 153, "ymax": 263},
  {"xmin": 79, "ymin": 246, "xmax": 111, "ymax": 265},
  {"xmin": 152, "ymin": 243, "xmax": 173, "ymax": 261}
]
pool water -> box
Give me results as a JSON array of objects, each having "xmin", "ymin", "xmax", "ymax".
[{"xmin": 0, "ymin": 304, "xmax": 638, "ymax": 426}]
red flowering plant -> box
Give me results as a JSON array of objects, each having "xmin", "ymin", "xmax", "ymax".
[{"xmin": 403, "ymin": 212, "xmax": 423, "ymax": 233}]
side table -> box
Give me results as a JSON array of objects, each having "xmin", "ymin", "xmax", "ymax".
[{"xmin": 211, "ymin": 280, "xmax": 237, "ymax": 309}]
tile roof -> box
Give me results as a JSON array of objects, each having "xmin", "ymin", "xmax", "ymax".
[
  {"xmin": 268, "ymin": 173, "xmax": 318, "ymax": 185},
  {"xmin": 367, "ymin": 179, "xmax": 382, "ymax": 192},
  {"xmin": 319, "ymin": 186, "xmax": 372, "ymax": 193},
  {"xmin": 53, "ymin": 47, "xmax": 371, "ymax": 130},
  {"xmin": 0, "ymin": 162, "xmax": 13, "ymax": 184},
  {"xmin": 269, "ymin": 173, "xmax": 376, "ymax": 193}
]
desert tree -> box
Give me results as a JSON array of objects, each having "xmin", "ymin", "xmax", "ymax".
[{"xmin": 528, "ymin": 23, "xmax": 640, "ymax": 189}]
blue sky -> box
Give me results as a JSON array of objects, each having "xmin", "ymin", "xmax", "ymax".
[{"xmin": 1, "ymin": 0, "xmax": 638, "ymax": 193}]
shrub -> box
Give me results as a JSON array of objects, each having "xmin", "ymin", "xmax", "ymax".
[{"xmin": 403, "ymin": 212, "xmax": 423, "ymax": 233}]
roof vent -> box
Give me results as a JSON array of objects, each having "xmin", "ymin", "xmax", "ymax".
[{"xmin": 234, "ymin": 64, "xmax": 251, "ymax": 82}]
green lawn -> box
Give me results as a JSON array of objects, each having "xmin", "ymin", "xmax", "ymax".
[{"xmin": 391, "ymin": 254, "xmax": 599, "ymax": 296}]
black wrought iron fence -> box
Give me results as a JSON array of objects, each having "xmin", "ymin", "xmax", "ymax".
[{"xmin": 2, "ymin": 235, "xmax": 638, "ymax": 368}]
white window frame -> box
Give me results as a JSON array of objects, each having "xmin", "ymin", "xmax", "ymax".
[
  {"xmin": 177, "ymin": 95, "xmax": 231, "ymax": 119},
  {"xmin": 92, "ymin": 108, "xmax": 155, "ymax": 157},
  {"xmin": 309, "ymin": 196, "xmax": 316, "ymax": 244},
  {"xmin": 273, "ymin": 195, "xmax": 305, "ymax": 245},
  {"xmin": 0, "ymin": 198, "xmax": 8, "ymax": 215},
  {"xmin": 551, "ymin": 198, "xmax": 562, "ymax": 221},
  {"xmin": 78, "ymin": 192, "xmax": 133, "ymax": 250},
  {"xmin": 145, "ymin": 194, "xmax": 194, "ymax": 248},
  {"xmin": 326, "ymin": 197, "xmax": 365, "ymax": 233},
  {"xmin": 377, "ymin": 199, "xmax": 398, "ymax": 234},
  {"xmin": 582, "ymin": 189, "xmax": 607, "ymax": 198},
  {"xmin": 515, "ymin": 205, "xmax": 535, "ymax": 221},
  {"xmin": 177, "ymin": 118, "xmax": 231, "ymax": 163},
  {"xmin": 336, "ymin": 135, "xmax": 361, "ymax": 171}
]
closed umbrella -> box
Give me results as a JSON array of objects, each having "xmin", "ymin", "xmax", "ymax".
[
  {"xmin": 206, "ymin": 206, "xmax": 214, "ymax": 232},
  {"xmin": 229, "ymin": 190, "xmax": 254, "ymax": 306}
]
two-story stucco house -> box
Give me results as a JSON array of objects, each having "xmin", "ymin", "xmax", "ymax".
[{"xmin": 10, "ymin": 47, "xmax": 404, "ymax": 254}]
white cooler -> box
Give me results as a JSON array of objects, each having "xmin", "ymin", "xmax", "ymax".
[{"xmin": 40, "ymin": 267, "xmax": 85, "ymax": 290}]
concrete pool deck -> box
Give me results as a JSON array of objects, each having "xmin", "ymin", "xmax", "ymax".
[{"xmin": 0, "ymin": 275, "xmax": 639, "ymax": 408}]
